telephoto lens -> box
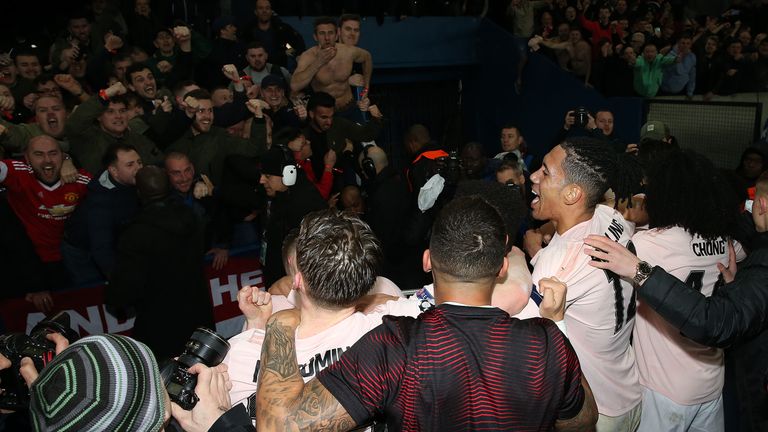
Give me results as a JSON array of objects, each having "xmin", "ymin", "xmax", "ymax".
[{"xmin": 160, "ymin": 328, "xmax": 230, "ymax": 410}]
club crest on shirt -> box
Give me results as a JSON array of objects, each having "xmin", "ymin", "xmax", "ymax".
[{"xmin": 63, "ymin": 192, "xmax": 80, "ymax": 204}]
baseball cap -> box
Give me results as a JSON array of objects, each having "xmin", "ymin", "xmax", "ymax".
[
  {"xmin": 260, "ymin": 145, "xmax": 290, "ymax": 177},
  {"xmin": 640, "ymin": 121, "xmax": 670, "ymax": 141},
  {"xmin": 29, "ymin": 334, "xmax": 166, "ymax": 432}
]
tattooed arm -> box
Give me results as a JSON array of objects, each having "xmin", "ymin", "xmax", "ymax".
[{"xmin": 255, "ymin": 309, "xmax": 357, "ymax": 432}]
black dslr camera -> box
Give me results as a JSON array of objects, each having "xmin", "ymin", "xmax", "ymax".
[
  {"xmin": 0, "ymin": 312, "xmax": 79, "ymax": 410},
  {"xmin": 436, "ymin": 151, "xmax": 463, "ymax": 186},
  {"xmin": 570, "ymin": 107, "xmax": 590, "ymax": 128},
  {"xmin": 160, "ymin": 328, "xmax": 230, "ymax": 410}
]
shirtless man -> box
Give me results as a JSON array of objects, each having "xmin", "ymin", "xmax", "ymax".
[
  {"xmin": 290, "ymin": 17, "xmax": 372, "ymax": 116},
  {"xmin": 533, "ymin": 26, "xmax": 592, "ymax": 85}
]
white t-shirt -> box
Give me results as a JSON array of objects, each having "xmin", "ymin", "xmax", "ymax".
[
  {"xmin": 225, "ymin": 298, "xmax": 421, "ymax": 409},
  {"xmin": 515, "ymin": 205, "xmax": 641, "ymax": 416},
  {"xmin": 632, "ymin": 227, "xmax": 744, "ymax": 404}
]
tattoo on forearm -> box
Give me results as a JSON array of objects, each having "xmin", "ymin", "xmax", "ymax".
[
  {"xmin": 263, "ymin": 320, "xmax": 298, "ymax": 379},
  {"xmin": 256, "ymin": 320, "xmax": 357, "ymax": 431}
]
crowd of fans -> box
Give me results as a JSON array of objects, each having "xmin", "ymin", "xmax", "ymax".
[
  {"xmin": 0, "ymin": 0, "xmax": 768, "ymax": 432},
  {"xmin": 519, "ymin": 0, "xmax": 768, "ymax": 97}
]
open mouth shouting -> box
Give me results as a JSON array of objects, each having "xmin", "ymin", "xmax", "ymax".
[{"xmin": 144, "ymin": 85, "xmax": 156, "ymax": 98}]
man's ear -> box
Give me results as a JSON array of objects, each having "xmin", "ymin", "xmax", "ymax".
[
  {"xmin": 422, "ymin": 249, "xmax": 432, "ymax": 273},
  {"xmin": 107, "ymin": 164, "xmax": 117, "ymax": 178},
  {"xmin": 497, "ymin": 256, "xmax": 509, "ymax": 279},
  {"xmin": 293, "ymin": 272, "xmax": 303, "ymax": 292},
  {"xmin": 563, "ymin": 183, "xmax": 583, "ymax": 206}
]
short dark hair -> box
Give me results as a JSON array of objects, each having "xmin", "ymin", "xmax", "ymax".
[
  {"xmin": 313, "ymin": 16, "xmax": 337, "ymax": 31},
  {"xmin": 67, "ymin": 9, "xmax": 92, "ymax": 24},
  {"xmin": 645, "ymin": 149, "xmax": 739, "ymax": 240},
  {"xmin": 307, "ymin": 91, "xmax": 335, "ymax": 111},
  {"xmin": 339, "ymin": 14, "xmax": 361, "ymax": 26},
  {"xmin": 497, "ymin": 159, "xmax": 523, "ymax": 174},
  {"xmin": 560, "ymin": 137, "xmax": 643, "ymax": 209},
  {"xmin": 500, "ymin": 124, "xmax": 521, "ymax": 133},
  {"xmin": 106, "ymin": 95, "xmax": 128, "ymax": 108},
  {"xmin": 123, "ymin": 92, "xmax": 142, "ymax": 108},
  {"xmin": 454, "ymin": 180, "xmax": 526, "ymax": 252},
  {"xmin": 112, "ymin": 53, "xmax": 132, "ymax": 64},
  {"xmin": 125, "ymin": 63, "xmax": 152, "ymax": 83},
  {"xmin": 13, "ymin": 48, "xmax": 40, "ymax": 62},
  {"xmin": 272, "ymin": 126, "xmax": 305, "ymax": 147},
  {"xmin": 245, "ymin": 41, "xmax": 265, "ymax": 51},
  {"xmin": 642, "ymin": 42, "xmax": 658, "ymax": 51},
  {"xmin": 32, "ymin": 74, "xmax": 56, "ymax": 88},
  {"xmin": 429, "ymin": 196, "xmax": 507, "ymax": 282},
  {"xmin": 184, "ymin": 88, "xmax": 211, "ymax": 101},
  {"xmin": 102, "ymin": 143, "xmax": 139, "ymax": 169},
  {"xmin": 296, "ymin": 209, "xmax": 382, "ymax": 309},
  {"xmin": 172, "ymin": 79, "xmax": 197, "ymax": 97}
]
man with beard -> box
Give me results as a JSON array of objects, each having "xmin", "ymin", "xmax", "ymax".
[
  {"xmin": 304, "ymin": 91, "xmax": 382, "ymax": 185},
  {"xmin": 167, "ymin": 88, "xmax": 267, "ymax": 187},
  {"xmin": 0, "ymin": 135, "xmax": 90, "ymax": 310},
  {"xmin": 241, "ymin": 42, "xmax": 292, "ymax": 87},
  {"xmin": 66, "ymin": 81, "xmax": 162, "ymax": 174}
]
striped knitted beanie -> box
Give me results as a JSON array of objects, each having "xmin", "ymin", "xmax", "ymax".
[{"xmin": 29, "ymin": 334, "xmax": 166, "ymax": 432}]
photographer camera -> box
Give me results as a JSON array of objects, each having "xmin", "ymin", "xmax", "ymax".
[
  {"xmin": 553, "ymin": 107, "xmax": 628, "ymax": 153},
  {"xmin": 0, "ymin": 312, "xmax": 78, "ymax": 412},
  {"xmin": 3, "ymin": 330, "xmax": 241, "ymax": 432}
]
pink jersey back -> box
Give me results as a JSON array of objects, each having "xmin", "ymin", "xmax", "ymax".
[
  {"xmin": 516, "ymin": 205, "xmax": 641, "ymax": 416},
  {"xmin": 632, "ymin": 227, "xmax": 742, "ymax": 404}
]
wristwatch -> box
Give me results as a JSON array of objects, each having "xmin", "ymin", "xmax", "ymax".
[{"xmin": 633, "ymin": 261, "xmax": 653, "ymax": 285}]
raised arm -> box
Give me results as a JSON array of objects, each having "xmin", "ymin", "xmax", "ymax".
[
  {"xmin": 291, "ymin": 48, "xmax": 332, "ymax": 94},
  {"xmin": 584, "ymin": 235, "xmax": 768, "ymax": 348},
  {"xmin": 255, "ymin": 310, "xmax": 356, "ymax": 431},
  {"xmin": 352, "ymin": 46, "xmax": 373, "ymax": 89}
]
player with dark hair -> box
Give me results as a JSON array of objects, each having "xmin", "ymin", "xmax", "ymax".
[
  {"xmin": 519, "ymin": 137, "xmax": 645, "ymax": 430},
  {"xmin": 225, "ymin": 209, "xmax": 415, "ymax": 422},
  {"xmin": 255, "ymin": 196, "xmax": 597, "ymax": 431},
  {"xmin": 614, "ymin": 149, "xmax": 743, "ymax": 431},
  {"xmin": 585, "ymin": 170, "xmax": 768, "ymax": 431}
]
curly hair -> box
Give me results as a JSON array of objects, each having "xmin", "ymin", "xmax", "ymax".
[
  {"xmin": 296, "ymin": 209, "xmax": 382, "ymax": 309},
  {"xmin": 560, "ymin": 137, "xmax": 643, "ymax": 209},
  {"xmin": 644, "ymin": 149, "xmax": 739, "ymax": 240}
]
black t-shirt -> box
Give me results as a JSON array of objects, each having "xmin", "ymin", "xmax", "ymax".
[{"xmin": 318, "ymin": 304, "xmax": 585, "ymax": 431}]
